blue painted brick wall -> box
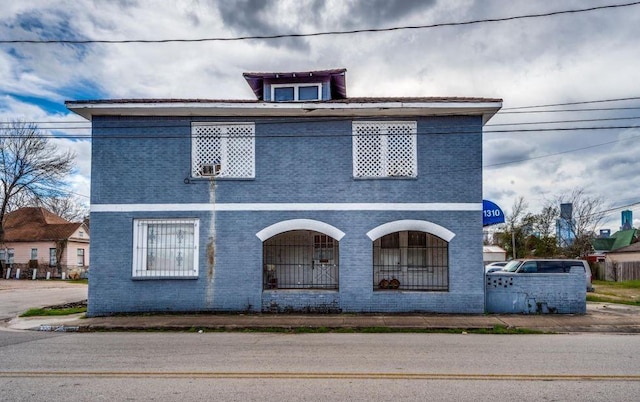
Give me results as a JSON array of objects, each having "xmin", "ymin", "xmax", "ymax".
[{"xmin": 88, "ymin": 115, "xmax": 485, "ymax": 316}]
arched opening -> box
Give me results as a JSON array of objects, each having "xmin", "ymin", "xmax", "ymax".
[
  {"xmin": 373, "ymin": 230, "xmax": 449, "ymax": 291},
  {"xmin": 263, "ymin": 230, "xmax": 339, "ymax": 290}
]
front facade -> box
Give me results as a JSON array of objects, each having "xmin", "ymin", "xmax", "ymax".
[{"xmin": 67, "ymin": 69, "xmax": 501, "ymax": 316}]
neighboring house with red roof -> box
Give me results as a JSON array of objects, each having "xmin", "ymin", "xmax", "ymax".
[{"xmin": 0, "ymin": 207, "xmax": 89, "ymax": 279}]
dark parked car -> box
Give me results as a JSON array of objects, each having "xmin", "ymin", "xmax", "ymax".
[{"xmin": 501, "ymin": 259, "xmax": 593, "ymax": 291}]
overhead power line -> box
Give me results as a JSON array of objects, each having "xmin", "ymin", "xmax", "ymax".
[
  {"xmin": 499, "ymin": 106, "xmax": 640, "ymax": 115},
  {"xmin": 482, "ymin": 132, "xmax": 640, "ymax": 169},
  {"xmin": 2, "ymin": 1, "xmax": 639, "ymax": 44},
  {"xmin": 1, "ymin": 124, "xmax": 640, "ymax": 139},
  {"xmin": 501, "ymin": 96, "xmax": 640, "ymax": 110},
  {"xmin": 3, "ymin": 94, "xmax": 640, "ymax": 131},
  {"xmin": 2, "ymin": 116, "xmax": 640, "ymax": 132}
]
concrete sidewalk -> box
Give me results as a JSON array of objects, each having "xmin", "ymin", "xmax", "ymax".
[{"xmin": 5, "ymin": 303, "xmax": 640, "ymax": 333}]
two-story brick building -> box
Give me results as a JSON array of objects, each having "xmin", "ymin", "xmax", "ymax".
[{"xmin": 67, "ymin": 68, "xmax": 501, "ymax": 316}]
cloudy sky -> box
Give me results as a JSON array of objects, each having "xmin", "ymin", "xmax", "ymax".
[{"xmin": 1, "ymin": 0, "xmax": 640, "ymax": 231}]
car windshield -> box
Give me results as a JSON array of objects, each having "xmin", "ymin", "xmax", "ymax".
[{"xmin": 504, "ymin": 260, "xmax": 523, "ymax": 272}]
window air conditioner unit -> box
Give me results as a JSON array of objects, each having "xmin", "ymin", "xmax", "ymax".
[{"xmin": 201, "ymin": 164, "xmax": 222, "ymax": 176}]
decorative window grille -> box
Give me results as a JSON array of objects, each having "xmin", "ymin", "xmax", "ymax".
[
  {"xmin": 132, "ymin": 219, "xmax": 199, "ymax": 278},
  {"xmin": 263, "ymin": 230, "xmax": 339, "ymax": 290},
  {"xmin": 352, "ymin": 121, "xmax": 417, "ymax": 178},
  {"xmin": 373, "ymin": 231, "xmax": 448, "ymax": 291},
  {"xmin": 191, "ymin": 123, "xmax": 255, "ymax": 179}
]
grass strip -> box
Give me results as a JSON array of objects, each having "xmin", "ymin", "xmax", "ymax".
[
  {"xmin": 20, "ymin": 307, "xmax": 87, "ymax": 317},
  {"xmin": 587, "ymin": 294, "xmax": 640, "ymax": 306},
  {"xmin": 593, "ymin": 280, "xmax": 640, "ymax": 289}
]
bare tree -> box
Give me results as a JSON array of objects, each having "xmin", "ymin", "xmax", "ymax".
[
  {"xmin": 554, "ymin": 188, "xmax": 605, "ymax": 257},
  {"xmin": 533, "ymin": 204, "xmax": 559, "ymax": 239},
  {"xmin": 0, "ymin": 121, "xmax": 75, "ymax": 240},
  {"xmin": 37, "ymin": 195, "xmax": 88, "ymax": 222}
]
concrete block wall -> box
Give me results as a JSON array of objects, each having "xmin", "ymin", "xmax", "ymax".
[{"xmin": 485, "ymin": 268, "xmax": 586, "ymax": 314}]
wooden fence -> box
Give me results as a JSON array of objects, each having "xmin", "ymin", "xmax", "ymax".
[{"xmin": 604, "ymin": 261, "xmax": 640, "ymax": 282}]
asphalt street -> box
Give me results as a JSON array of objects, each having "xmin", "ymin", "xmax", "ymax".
[{"xmin": 1, "ymin": 331, "xmax": 639, "ymax": 401}]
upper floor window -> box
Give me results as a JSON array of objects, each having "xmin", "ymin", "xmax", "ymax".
[
  {"xmin": 271, "ymin": 83, "xmax": 322, "ymax": 102},
  {"xmin": 352, "ymin": 121, "xmax": 417, "ymax": 178},
  {"xmin": 192, "ymin": 122, "xmax": 255, "ymax": 179}
]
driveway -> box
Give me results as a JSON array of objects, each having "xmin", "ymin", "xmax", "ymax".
[{"xmin": 0, "ymin": 279, "xmax": 88, "ymax": 321}]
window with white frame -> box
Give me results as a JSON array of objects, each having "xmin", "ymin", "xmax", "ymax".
[
  {"xmin": 352, "ymin": 121, "xmax": 417, "ymax": 178},
  {"xmin": 77, "ymin": 248, "xmax": 85, "ymax": 266},
  {"xmin": 31, "ymin": 248, "xmax": 38, "ymax": 260},
  {"xmin": 49, "ymin": 248, "xmax": 56, "ymax": 266},
  {"xmin": 132, "ymin": 219, "xmax": 199, "ymax": 278},
  {"xmin": 6, "ymin": 249, "xmax": 14, "ymax": 265},
  {"xmin": 191, "ymin": 123, "xmax": 255, "ymax": 179},
  {"xmin": 271, "ymin": 83, "xmax": 322, "ymax": 102}
]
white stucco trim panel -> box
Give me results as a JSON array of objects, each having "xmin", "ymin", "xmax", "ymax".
[
  {"xmin": 90, "ymin": 203, "xmax": 482, "ymax": 212},
  {"xmin": 256, "ymin": 219, "xmax": 345, "ymax": 241},
  {"xmin": 366, "ymin": 220, "xmax": 456, "ymax": 242},
  {"xmin": 67, "ymin": 101, "xmax": 502, "ymax": 125}
]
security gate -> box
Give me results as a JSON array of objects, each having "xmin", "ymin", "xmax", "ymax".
[{"xmin": 263, "ymin": 230, "xmax": 339, "ymax": 290}]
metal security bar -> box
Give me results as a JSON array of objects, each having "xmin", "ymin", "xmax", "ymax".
[
  {"xmin": 373, "ymin": 231, "xmax": 448, "ymax": 291},
  {"xmin": 132, "ymin": 219, "xmax": 199, "ymax": 278},
  {"xmin": 263, "ymin": 230, "xmax": 339, "ymax": 290}
]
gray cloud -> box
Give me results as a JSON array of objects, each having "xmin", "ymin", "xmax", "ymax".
[
  {"xmin": 215, "ymin": 0, "xmax": 311, "ymax": 51},
  {"xmin": 483, "ymin": 138, "xmax": 536, "ymax": 167},
  {"xmin": 344, "ymin": 0, "xmax": 436, "ymax": 27}
]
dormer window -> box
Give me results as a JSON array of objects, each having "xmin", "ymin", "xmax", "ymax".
[{"xmin": 271, "ymin": 83, "xmax": 321, "ymax": 102}]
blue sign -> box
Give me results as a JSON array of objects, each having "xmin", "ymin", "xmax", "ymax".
[{"xmin": 483, "ymin": 200, "xmax": 505, "ymax": 226}]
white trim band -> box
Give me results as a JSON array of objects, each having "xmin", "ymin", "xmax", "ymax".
[{"xmin": 90, "ymin": 203, "xmax": 482, "ymax": 213}]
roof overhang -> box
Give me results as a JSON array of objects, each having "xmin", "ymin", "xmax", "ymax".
[{"xmin": 66, "ymin": 100, "xmax": 502, "ymax": 125}]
